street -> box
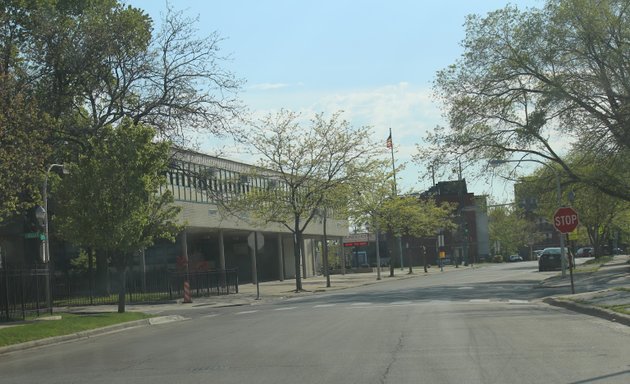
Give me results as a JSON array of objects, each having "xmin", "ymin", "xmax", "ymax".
[{"xmin": 1, "ymin": 261, "xmax": 629, "ymax": 384}]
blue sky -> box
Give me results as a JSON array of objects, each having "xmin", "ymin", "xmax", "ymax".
[{"xmin": 127, "ymin": 0, "xmax": 544, "ymax": 201}]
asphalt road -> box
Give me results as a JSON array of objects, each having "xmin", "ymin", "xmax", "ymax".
[{"xmin": 2, "ymin": 261, "xmax": 629, "ymax": 384}]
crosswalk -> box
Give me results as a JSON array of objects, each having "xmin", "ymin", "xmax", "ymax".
[{"xmin": 213, "ymin": 298, "xmax": 534, "ymax": 317}]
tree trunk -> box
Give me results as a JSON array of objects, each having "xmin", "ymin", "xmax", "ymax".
[
  {"xmin": 423, "ymin": 246, "xmax": 428, "ymax": 273},
  {"xmin": 388, "ymin": 231, "xmax": 395, "ymax": 277},
  {"xmin": 293, "ymin": 228, "xmax": 303, "ymax": 292},
  {"xmin": 117, "ymin": 265, "xmax": 126, "ymax": 313},
  {"xmin": 87, "ymin": 247, "xmax": 94, "ymax": 305},
  {"xmin": 115, "ymin": 252, "xmax": 127, "ymax": 313},
  {"xmin": 95, "ymin": 248, "xmax": 109, "ymax": 295}
]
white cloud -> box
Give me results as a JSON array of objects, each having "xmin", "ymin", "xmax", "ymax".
[
  {"xmin": 248, "ymin": 82, "xmax": 304, "ymax": 91},
  {"xmin": 197, "ymin": 82, "xmax": 445, "ymax": 192}
]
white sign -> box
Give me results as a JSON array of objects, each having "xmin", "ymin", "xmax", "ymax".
[
  {"xmin": 247, "ymin": 232, "xmax": 264, "ymax": 250},
  {"xmin": 343, "ymin": 233, "xmax": 374, "ymax": 243}
]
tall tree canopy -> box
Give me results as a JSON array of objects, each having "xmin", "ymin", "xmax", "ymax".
[
  {"xmin": 1, "ymin": 0, "xmax": 242, "ymax": 153},
  {"xmin": 0, "ymin": 75, "xmax": 52, "ymax": 222},
  {"xmin": 421, "ymin": 0, "xmax": 630, "ymax": 201},
  {"xmin": 228, "ymin": 110, "xmax": 380, "ymax": 292},
  {"xmin": 54, "ymin": 119, "xmax": 180, "ymax": 312}
]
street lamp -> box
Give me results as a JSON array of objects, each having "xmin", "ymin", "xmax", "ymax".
[
  {"xmin": 489, "ymin": 159, "xmax": 568, "ymax": 277},
  {"xmin": 43, "ymin": 164, "xmax": 66, "ymax": 265},
  {"xmin": 315, "ymin": 208, "xmax": 331, "ymax": 288},
  {"xmin": 41, "ymin": 163, "xmax": 66, "ymax": 312},
  {"xmin": 366, "ymin": 221, "xmax": 382, "ymax": 280}
]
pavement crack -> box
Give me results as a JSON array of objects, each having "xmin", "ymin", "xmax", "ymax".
[{"xmin": 379, "ymin": 332, "xmax": 404, "ymax": 384}]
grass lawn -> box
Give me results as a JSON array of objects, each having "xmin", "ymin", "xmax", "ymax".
[
  {"xmin": 572, "ymin": 256, "xmax": 614, "ymax": 273},
  {"xmin": 0, "ymin": 312, "xmax": 153, "ymax": 347}
]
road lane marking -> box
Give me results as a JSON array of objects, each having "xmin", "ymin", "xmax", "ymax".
[
  {"xmin": 274, "ymin": 307, "xmax": 297, "ymax": 311},
  {"xmin": 391, "ymin": 301, "xmax": 413, "ymax": 305},
  {"xmin": 508, "ymin": 299, "xmax": 529, "ymax": 304},
  {"xmin": 350, "ymin": 302, "xmax": 372, "ymax": 306},
  {"xmin": 313, "ymin": 304, "xmax": 337, "ymax": 308},
  {"xmin": 203, "ymin": 314, "xmax": 220, "ymax": 318},
  {"xmin": 235, "ymin": 310, "xmax": 259, "ymax": 315},
  {"xmin": 469, "ymin": 299, "xmax": 491, "ymax": 303}
]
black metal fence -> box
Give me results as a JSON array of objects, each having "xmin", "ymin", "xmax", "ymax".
[
  {"xmin": 1, "ymin": 267, "xmax": 238, "ymax": 321},
  {"xmin": 1, "ymin": 267, "xmax": 52, "ymax": 322}
]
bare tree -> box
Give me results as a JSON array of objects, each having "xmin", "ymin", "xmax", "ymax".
[
  {"xmin": 227, "ymin": 110, "xmax": 381, "ymax": 292},
  {"xmin": 420, "ymin": 0, "xmax": 630, "ymax": 201}
]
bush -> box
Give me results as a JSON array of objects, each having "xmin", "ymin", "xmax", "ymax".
[{"xmin": 492, "ymin": 255, "xmax": 504, "ymax": 263}]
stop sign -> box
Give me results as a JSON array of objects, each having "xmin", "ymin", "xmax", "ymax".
[{"xmin": 553, "ymin": 207, "xmax": 579, "ymax": 233}]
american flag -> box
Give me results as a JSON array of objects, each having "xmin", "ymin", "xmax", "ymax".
[{"xmin": 386, "ymin": 134, "xmax": 393, "ymax": 149}]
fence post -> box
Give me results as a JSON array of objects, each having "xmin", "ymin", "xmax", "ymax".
[
  {"xmin": 3, "ymin": 268, "xmax": 9, "ymax": 320},
  {"xmin": 35, "ymin": 268, "xmax": 41, "ymax": 316}
]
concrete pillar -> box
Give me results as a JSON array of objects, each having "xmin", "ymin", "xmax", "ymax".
[
  {"xmin": 250, "ymin": 246, "xmax": 257, "ymax": 284},
  {"xmin": 180, "ymin": 230, "xmax": 189, "ymax": 273},
  {"xmin": 301, "ymin": 237, "xmax": 307, "ymax": 279},
  {"xmin": 218, "ymin": 230, "xmax": 226, "ymax": 270},
  {"xmin": 311, "ymin": 238, "xmax": 317, "ymax": 276},
  {"xmin": 277, "ymin": 233, "xmax": 284, "ymax": 281}
]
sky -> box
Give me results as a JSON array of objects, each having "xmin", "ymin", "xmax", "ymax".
[{"xmin": 126, "ymin": 0, "xmax": 544, "ymax": 202}]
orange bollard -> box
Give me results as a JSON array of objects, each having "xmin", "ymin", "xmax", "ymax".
[{"xmin": 183, "ymin": 280, "xmax": 192, "ymax": 303}]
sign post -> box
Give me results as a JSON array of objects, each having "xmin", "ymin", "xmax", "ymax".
[
  {"xmin": 553, "ymin": 207, "xmax": 579, "ymax": 234},
  {"xmin": 553, "ymin": 207, "xmax": 579, "ymax": 294},
  {"xmin": 247, "ymin": 232, "xmax": 264, "ymax": 300}
]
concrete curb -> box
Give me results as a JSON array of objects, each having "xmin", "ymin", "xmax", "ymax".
[
  {"xmin": 0, "ymin": 315, "xmax": 187, "ymax": 356},
  {"xmin": 543, "ymin": 297, "xmax": 630, "ymax": 327}
]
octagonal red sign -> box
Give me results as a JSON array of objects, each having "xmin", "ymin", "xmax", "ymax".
[{"xmin": 553, "ymin": 207, "xmax": 579, "ymax": 233}]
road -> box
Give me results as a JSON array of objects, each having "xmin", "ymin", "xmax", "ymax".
[{"xmin": 2, "ymin": 261, "xmax": 629, "ymax": 384}]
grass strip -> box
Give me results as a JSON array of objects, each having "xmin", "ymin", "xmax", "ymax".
[{"xmin": 0, "ymin": 312, "xmax": 152, "ymax": 347}]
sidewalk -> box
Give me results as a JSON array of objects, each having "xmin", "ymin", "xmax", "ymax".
[
  {"xmin": 2, "ymin": 259, "xmax": 628, "ymax": 354},
  {"xmin": 75, "ymin": 265, "xmax": 454, "ymax": 315},
  {"xmin": 542, "ymin": 254, "xmax": 630, "ymax": 326}
]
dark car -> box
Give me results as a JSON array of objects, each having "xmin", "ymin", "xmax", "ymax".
[
  {"xmin": 538, "ymin": 247, "xmax": 572, "ymax": 272},
  {"xmin": 508, "ymin": 254, "xmax": 523, "ymax": 262},
  {"xmin": 576, "ymin": 247, "xmax": 593, "ymax": 258}
]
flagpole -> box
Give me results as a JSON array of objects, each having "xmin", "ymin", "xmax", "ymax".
[
  {"xmin": 388, "ymin": 128, "xmax": 398, "ymax": 196},
  {"xmin": 387, "ymin": 128, "xmax": 403, "ymax": 271}
]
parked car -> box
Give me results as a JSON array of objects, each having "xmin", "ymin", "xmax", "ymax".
[
  {"xmin": 508, "ymin": 254, "xmax": 523, "ymax": 262},
  {"xmin": 533, "ymin": 250, "xmax": 544, "ymax": 260},
  {"xmin": 576, "ymin": 247, "xmax": 593, "ymax": 258},
  {"xmin": 538, "ymin": 247, "xmax": 572, "ymax": 271}
]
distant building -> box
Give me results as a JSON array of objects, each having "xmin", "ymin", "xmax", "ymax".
[
  {"xmin": 0, "ymin": 148, "xmax": 350, "ymax": 285},
  {"xmin": 395, "ymin": 179, "xmax": 490, "ymax": 266},
  {"xmin": 513, "ymin": 181, "xmax": 558, "ymax": 250}
]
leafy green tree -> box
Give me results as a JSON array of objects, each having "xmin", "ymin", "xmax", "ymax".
[
  {"xmin": 488, "ymin": 206, "xmax": 540, "ymax": 260},
  {"xmin": 55, "ymin": 119, "xmax": 180, "ymax": 312},
  {"xmin": 421, "ymin": 0, "xmax": 630, "ymax": 202},
  {"xmin": 522, "ymin": 161, "xmax": 630, "ymax": 256},
  {"xmin": 227, "ymin": 110, "xmax": 380, "ymax": 292},
  {"xmin": 380, "ymin": 195, "xmax": 455, "ymax": 274},
  {"xmin": 2, "ymin": 0, "xmax": 241, "ymax": 282},
  {"xmin": 349, "ymin": 163, "xmax": 455, "ymax": 275},
  {"xmin": 1, "ymin": 0, "xmax": 243, "ymax": 152},
  {"xmin": 0, "ymin": 75, "xmax": 52, "ymax": 223}
]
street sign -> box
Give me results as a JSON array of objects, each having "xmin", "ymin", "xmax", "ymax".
[
  {"xmin": 24, "ymin": 232, "xmax": 46, "ymax": 240},
  {"xmin": 247, "ymin": 231, "xmax": 264, "ymax": 250},
  {"xmin": 343, "ymin": 241, "xmax": 368, "ymax": 247},
  {"xmin": 553, "ymin": 207, "xmax": 579, "ymax": 233}
]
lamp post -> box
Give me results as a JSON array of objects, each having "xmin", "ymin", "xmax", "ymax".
[
  {"xmin": 489, "ymin": 159, "xmax": 567, "ymax": 277},
  {"xmin": 366, "ymin": 220, "xmax": 382, "ymax": 280},
  {"xmin": 315, "ymin": 208, "xmax": 331, "ymax": 288},
  {"xmin": 41, "ymin": 163, "xmax": 65, "ymax": 312},
  {"xmin": 34, "ymin": 205, "xmax": 50, "ymax": 312}
]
